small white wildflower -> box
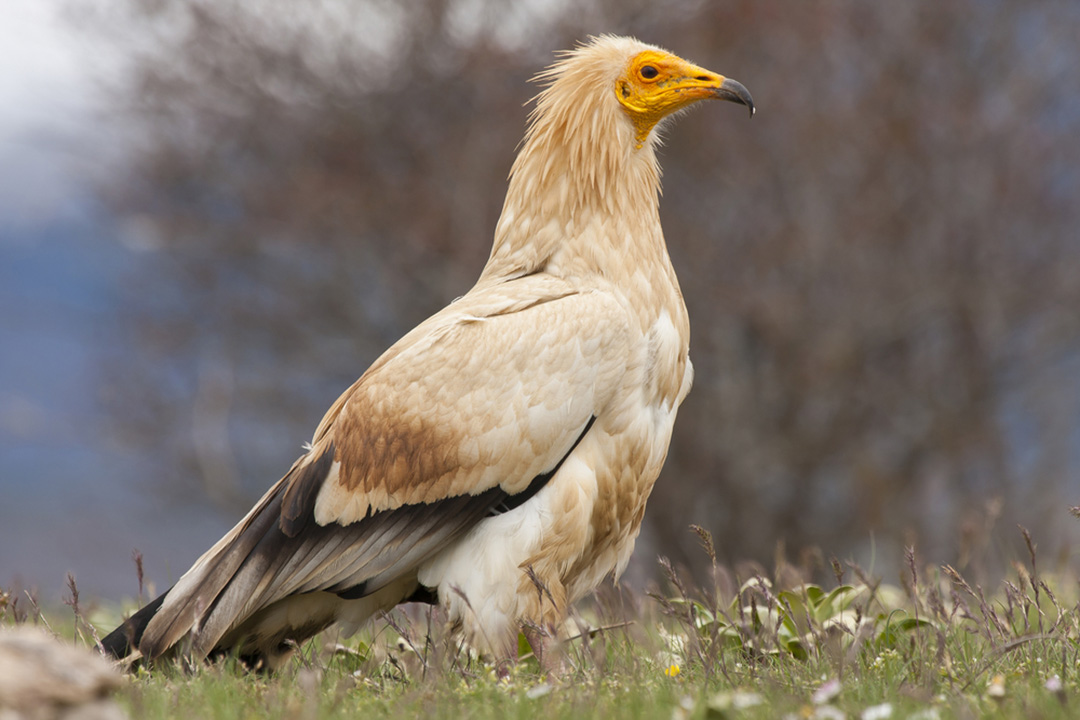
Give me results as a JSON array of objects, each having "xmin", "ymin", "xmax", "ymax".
[
  {"xmin": 670, "ymin": 695, "xmax": 695, "ymax": 720},
  {"xmin": 907, "ymin": 709, "xmax": 941, "ymax": 720},
  {"xmin": 1046, "ymin": 674, "xmax": 1066, "ymax": 704},
  {"xmin": 813, "ymin": 678, "xmax": 842, "ymax": 705},
  {"xmin": 708, "ymin": 690, "xmax": 764, "ymax": 712},
  {"xmin": 861, "ymin": 703, "xmax": 893, "ymax": 720},
  {"xmin": 813, "ymin": 706, "xmax": 847, "ymax": 720},
  {"xmin": 731, "ymin": 692, "xmax": 763, "ymax": 709}
]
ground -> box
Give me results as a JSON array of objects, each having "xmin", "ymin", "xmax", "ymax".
[{"xmin": 2, "ymin": 528, "xmax": 1077, "ymax": 720}]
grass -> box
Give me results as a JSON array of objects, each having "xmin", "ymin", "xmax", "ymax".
[{"xmin": 3, "ymin": 523, "xmax": 1078, "ymax": 719}]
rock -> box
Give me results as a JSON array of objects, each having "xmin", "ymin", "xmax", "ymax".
[{"xmin": 0, "ymin": 627, "xmax": 127, "ymax": 720}]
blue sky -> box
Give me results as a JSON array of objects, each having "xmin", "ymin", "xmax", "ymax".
[{"xmin": 0, "ymin": 1, "xmax": 236, "ymax": 602}]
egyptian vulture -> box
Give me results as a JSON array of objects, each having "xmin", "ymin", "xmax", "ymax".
[{"xmin": 101, "ymin": 34, "xmax": 753, "ymax": 671}]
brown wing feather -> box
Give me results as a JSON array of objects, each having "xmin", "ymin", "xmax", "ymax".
[{"xmin": 311, "ymin": 277, "xmax": 631, "ymax": 525}]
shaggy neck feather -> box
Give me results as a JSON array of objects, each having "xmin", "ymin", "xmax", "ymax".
[{"xmin": 479, "ymin": 50, "xmax": 665, "ymax": 284}]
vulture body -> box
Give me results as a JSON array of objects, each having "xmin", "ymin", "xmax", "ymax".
[{"xmin": 101, "ymin": 35, "xmax": 753, "ymax": 670}]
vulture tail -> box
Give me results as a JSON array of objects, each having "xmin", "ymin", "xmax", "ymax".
[
  {"xmin": 135, "ymin": 467, "xmax": 313, "ymax": 663},
  {"xmin": 98, "ymin": 450, "xmax": 330, "ymax": 666},
  {"xmin": 99, "ymin": 589, "xmax": 168, "ymax": 660}
]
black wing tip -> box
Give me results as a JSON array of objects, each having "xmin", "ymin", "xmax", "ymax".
[
  {"xmin": 494, "ymin": 415, "xmax": 597, "ymax": 516},
  {"xmin": 99, "ymin": 589, "xmax": 170, "ymax": 660},
  {"xmin": 280, "ymin": 442, "xmax": 337, "ymax": 538}
]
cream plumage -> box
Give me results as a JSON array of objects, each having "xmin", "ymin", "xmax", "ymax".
[{"xmin": 100, "ymin": 34, "xmax": 753, "ymax": 670}]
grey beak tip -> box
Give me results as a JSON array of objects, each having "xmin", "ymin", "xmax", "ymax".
[{"xmin": 717, "ymin": 77, "xmax": 755, "ymax": 119}]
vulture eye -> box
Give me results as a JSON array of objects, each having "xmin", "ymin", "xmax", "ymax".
[{"xmin": 639, "ymin": 65, "xmax": 659, "ymax": 80}]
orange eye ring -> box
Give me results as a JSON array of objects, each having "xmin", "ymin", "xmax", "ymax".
[{"xmin": 639, "ymin": 65, "xmax": 659, "ymax": 81}]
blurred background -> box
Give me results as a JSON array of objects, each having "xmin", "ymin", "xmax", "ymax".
[{"xmin": 3, "ymin": 0, "xmax": 1080, "ymax": 603}]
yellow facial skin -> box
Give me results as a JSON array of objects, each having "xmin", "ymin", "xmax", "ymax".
[{"xmin": 616, "ymin": 50, "xmax": 754, "ymax": 149}]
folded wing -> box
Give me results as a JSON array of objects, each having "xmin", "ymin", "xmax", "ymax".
[{"xmin": 119, "ymin": 275, "xmax": 631, "ymax": 662}]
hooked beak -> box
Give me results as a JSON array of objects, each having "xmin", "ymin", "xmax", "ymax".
[{"xmin": 713, "ymin": 78, "xmax": 755, "ymax": 118}]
